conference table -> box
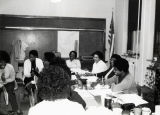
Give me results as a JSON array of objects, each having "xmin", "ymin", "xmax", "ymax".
[
  {"xmin": 71, "ymin": 73, "xmax": 148, "ymax": 115},
  {"xmin": 74, "ymin": 85, "xmax": 148, "ymax": 107}
]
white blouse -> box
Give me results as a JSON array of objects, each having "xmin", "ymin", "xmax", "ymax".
[
  {"xmin": 0, "ymin": 64, "xmax": 15, "ymax": 87},
  {"xmin": 23, "ymin": 58, "xmax": 44, "ymax": 78},
  {"xmin": 92, "ymin": 60, "xmax": 108, "ymax": 74},
  {"xmin": 66, "ymin": 59, "xmax": 81, "ymax": 70},
  {"xmin": 28, "ymin": 99, "xmax": 85, "ymax": 115}
]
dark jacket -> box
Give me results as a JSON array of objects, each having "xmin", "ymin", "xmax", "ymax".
[{"xmin": 97, "ymin": 67, "xmax": 115, "ymax": 79}]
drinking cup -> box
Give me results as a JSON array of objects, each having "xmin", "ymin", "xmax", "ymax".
[
  {"xmin": 142, "ymin": 107, "xmax": 151, "ymax": 115},
  {"xmin": 104, "ymin": 96, "xmax": 112, "ymax": 109},
  {"xmin": 134, "ymin": 107, "xmax": 142, "ymax": 115}
]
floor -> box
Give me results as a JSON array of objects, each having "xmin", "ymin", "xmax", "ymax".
[
  {"xmin": 0, "ymin": 85, "xmax": 30, "ymax": 115},
  {"xmin": 16, "ymin": 85, "xmax": 30, "ymax": 115}
]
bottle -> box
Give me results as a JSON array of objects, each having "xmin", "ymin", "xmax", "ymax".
[{"xmin": 77, "ymin": 80, "xmax": 83, "ymax": 89}]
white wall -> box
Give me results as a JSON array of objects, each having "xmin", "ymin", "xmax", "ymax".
[
  {"xmin": 0, "ymin": 0, "xmax": 114, "ymax": 18},
  {"xmin": 0, "ymin": 0, "xmax": 115, "ymax": 61}
]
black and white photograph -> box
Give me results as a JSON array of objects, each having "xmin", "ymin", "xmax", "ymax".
[{"xmin": 0, "ymin": 0, "xmax": 159, "ymax": 115}]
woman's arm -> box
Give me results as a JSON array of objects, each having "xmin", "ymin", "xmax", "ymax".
[
  {"xmin": 111, "ymin": 76, "xmax": 131, "ymax": 92},
  {"xmin": 37, "ymin": 58, "xmax": 44, "ymax": 72},
  {"xmin": 24, "ymin": 60, "xmax": 31, "ymax": 78},
  {"xmin": 104, "ymin": 75, "xmax": 117, "ymax": 86}
]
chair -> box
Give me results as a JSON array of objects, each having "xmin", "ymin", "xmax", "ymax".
[{"xmin": 136, "ymin": 85, "xmax": 155, "ymax": 111}]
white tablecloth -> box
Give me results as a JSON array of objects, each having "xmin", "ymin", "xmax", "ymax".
[{"xmin": 75, "ymin": 87, "xmax": 148, "ymax": 108}]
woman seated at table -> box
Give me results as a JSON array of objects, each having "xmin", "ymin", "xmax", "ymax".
[
  {"xmin": 96, "ymin": 54, "xmax": 121, "ymax": 79},
  {"xmin": 66, "ymin": 51, "xmax": 81, "ymax": 72},
  {"xmin": 105, "ymin": 58, "xmax": 137, "ymax": 94},
  {"xmin": 50, "ymin": 57, "xmax": 86, "ymax": 109},
  {"xmin": 85, "ymin": 51, "xmax": 108, "ymax": 76},
  {"xmin": 28, "ymin": 65, "xmax": 86, "ymax": 115},
  {"xmin": 43, "ymin": 52, "xmax": 55, "ymax": 69}
]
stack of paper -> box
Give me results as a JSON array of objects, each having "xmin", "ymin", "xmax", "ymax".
[
  {"xmin": 86, "ymin": 76, "xmax": 97, "ymax": 82},
  {"xmin": 88, "ymin": 89, "xmax": 111, "ymax": 97},
  {"xmin": 75, "ymin": 88, "xmax": 94, "ymax": 99},
  {"xmin": 117, "ymin": 94, "xmax": 148, "ymax": 106}
]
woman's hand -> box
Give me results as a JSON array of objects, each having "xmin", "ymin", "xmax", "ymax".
[
  {"xmin": 75, "ymin": 73, "xmax": 81, "ymax": 79},
  {"xmin": 111, "ymin": 83, "xmax": 115, "ymax": 90},
  {"xmin": 1, "ymin": 72, "xmax": 6, "ymax": 82},
  {"xmin": 85, "ymin": 72, "xmax": 93, "ymax": 76}
]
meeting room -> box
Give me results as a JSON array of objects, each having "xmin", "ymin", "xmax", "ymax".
[{"xmin": 0, "ymin": 0, "xmax": 160, "ymax": 115}]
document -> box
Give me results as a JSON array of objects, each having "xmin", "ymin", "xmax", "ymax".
[{"xmin": 117, "ymin": 94, "xmax": 148, "ymax": 106}]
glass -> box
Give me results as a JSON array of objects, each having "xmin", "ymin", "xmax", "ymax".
[
  {"xmin": 104, "ymin": 96, "xmax": 112, "ymax": 110},
  {"xmin": 122, "ymin": 110, "xmax": 130, "ymax": 115}
]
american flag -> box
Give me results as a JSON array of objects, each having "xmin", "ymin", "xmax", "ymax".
[{"xmin": 108, "ymin": 11, "xmax": 114, "ymax": 58}]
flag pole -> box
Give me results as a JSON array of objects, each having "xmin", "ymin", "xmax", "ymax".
[
  {"xmin": 110, "ymin": 34, "xmax": 114, "ymax": 58},
  {"xmin": 109, "ymin": 10, "xmax": 114, "ymax": 58}
]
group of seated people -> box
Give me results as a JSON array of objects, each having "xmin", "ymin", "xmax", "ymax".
[
  {"xmin": 66, "ymin": 50, "xmax": 137, "ymax": 94},
  {"xmin": 0, "ymin": 49, "xmax": 138, "ymax": 115}
]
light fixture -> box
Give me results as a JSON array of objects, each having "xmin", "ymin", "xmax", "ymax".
[{"xmin": 50, "ymin": 0, "xmax": 62, "ymax": 3}]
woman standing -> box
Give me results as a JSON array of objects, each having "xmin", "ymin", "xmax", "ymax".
[
  {"xmin": 23, "ymin": 50, "xmax": 44, "ymax": 106},
  {"xmin": 0, "ymin": 50, "xmax": 21, "ymax": 115}
]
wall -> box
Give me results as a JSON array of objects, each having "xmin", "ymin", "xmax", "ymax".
[
  {"xmin": 0, "ymin": 30, "xmax": 57, "ymax": 59},
  {"xmin": 0, "ymin": 0, "xmax": 114, "ymax": 18},
  {"xmin": 0, "ymin": 15, "xmax": 106, "ymax": 60},
  {"xmin": 0, "ymin": 0, "xmax": 115, "ymax": 61}
]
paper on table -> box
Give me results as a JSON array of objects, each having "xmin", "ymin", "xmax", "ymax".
[
  {"xmin": 71, "ymin": 68, "xmax": 87, "ymax": 74},
  {"xmin": 117, "ymin": 94, "xmax": 148, "ymax": 106},
  {"xmin": 88, "ymin": 89, "xmax": 110, "ymax": 96},
  {"xmin": 86, "ymin": 76, "xmax": 98, "ymax": 82},
  {"xmin": 94, "ymin": 84, "xmax": 110, "ymax": 89},
  {"xmin": 75, "ymin": 88, "xmax": 94, "ymax": 99}
]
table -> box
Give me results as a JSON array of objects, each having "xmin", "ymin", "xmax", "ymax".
[{"xmin": 74, "ymin": 85, "xmax": 148, "ymax": 115}]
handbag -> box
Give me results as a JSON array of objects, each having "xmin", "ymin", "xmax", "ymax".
[{"xmin": 2, "ymin": 87, "xmax": 8, "ymax": 105}]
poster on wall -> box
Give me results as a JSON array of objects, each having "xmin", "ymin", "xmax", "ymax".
[{"xmin": 58, "ymin": 31, "xmax": 79, "ymax": 58}]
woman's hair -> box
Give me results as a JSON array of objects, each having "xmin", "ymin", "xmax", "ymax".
[
  {"xmin": 37, "ymin": 65, "xmax": 71, "ymax": 101},
  {"xmin": 50, "ymin": 57, "xmax": 71, "ymax": 77},
  {"xmin": 113, "ymin": 58, "xmax": 129, "ymax": 73},
  {"xmin": 111, "ymin": 54, "xmax": 121, "ymax": 60},
  {"xmin": 44, "ymin": 52, "xmax": 55, "ymax": 63},
  {"xmin": 0, "ymin": 50, "xmax": 10, "ymax": 63},
  {"xmin": 92, "ymin": 51, "xmax": 104, "ymax": 60},
  {"xmin": 29, "ymin": 50, "xmax": 38, "ymax": 58},
  {"xmin": 69, "ymin": 51, "xmax": 77, "ymax": 58}
]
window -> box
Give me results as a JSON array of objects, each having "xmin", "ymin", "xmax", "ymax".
[
  {"xmin": 127, "ymin": 0, "xmax": 142, "ymax": 56},
  {"xmin": 154, "ymin": 0, "xmax": 160, "ymax": 58}
]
